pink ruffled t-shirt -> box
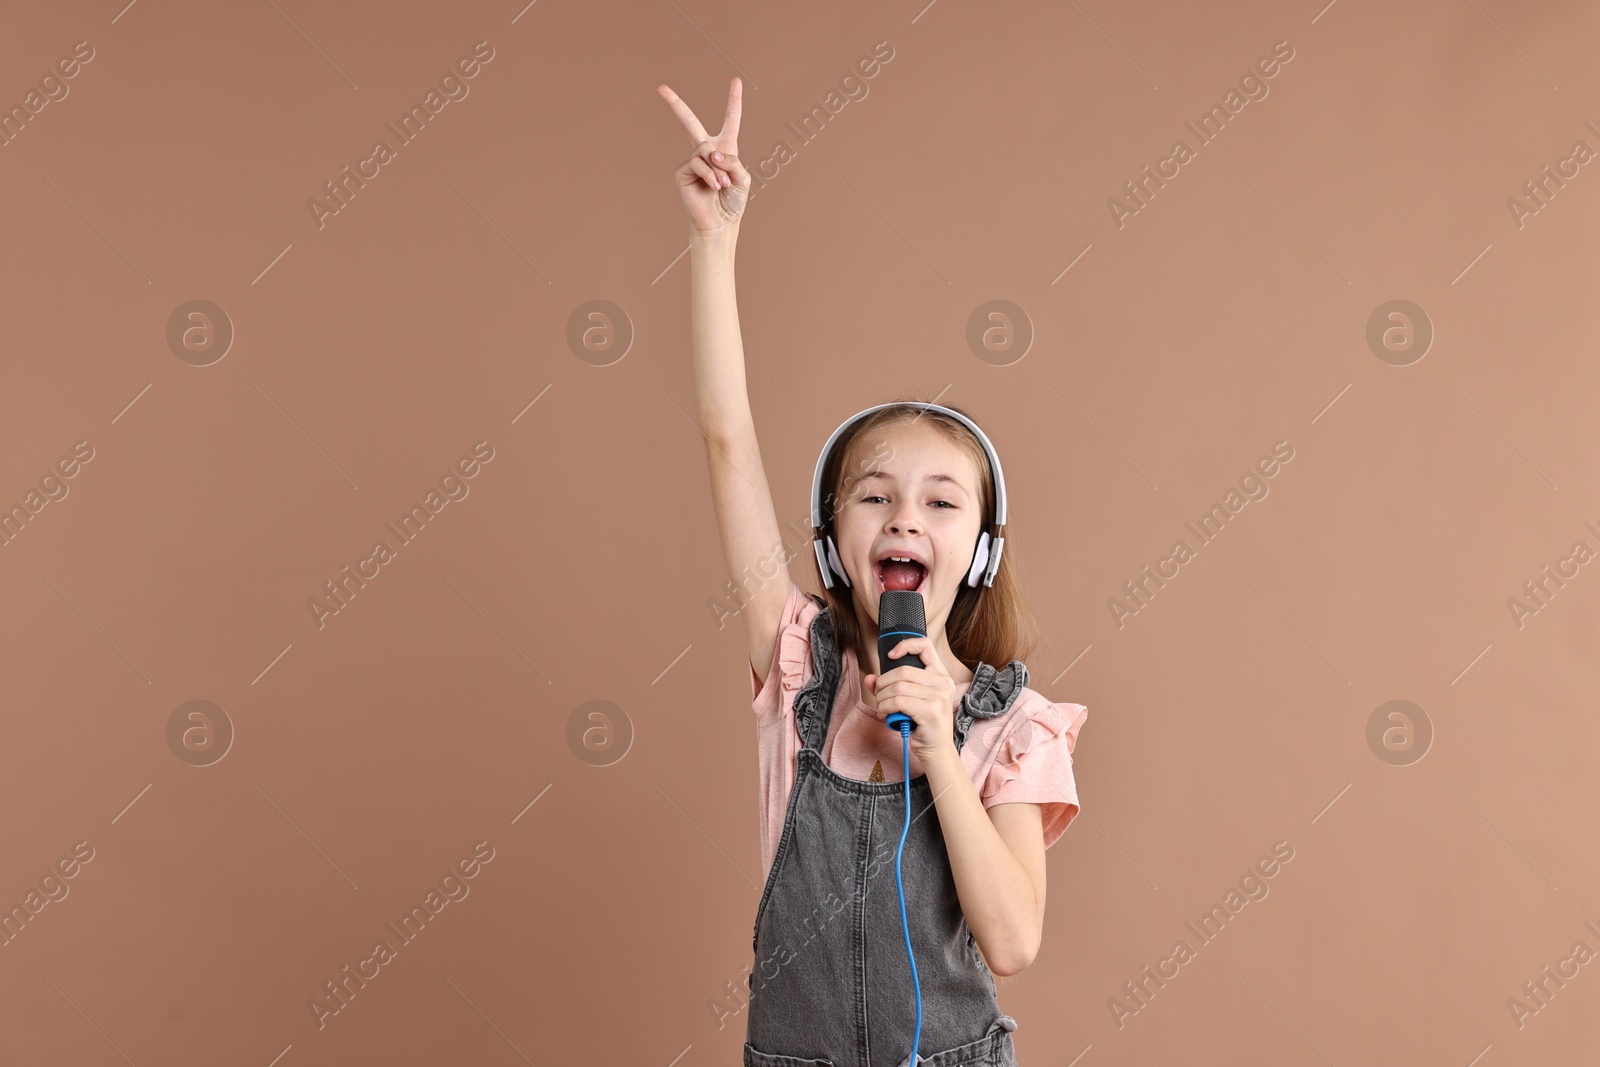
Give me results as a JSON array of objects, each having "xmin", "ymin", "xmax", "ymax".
[{"xmin": 750, "ymin": 579, "xmax": 1087, "ymax": 883}]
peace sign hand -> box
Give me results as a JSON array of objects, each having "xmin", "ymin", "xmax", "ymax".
[{"xmin": 656, "ymin": 76, "xmax": 752, "ymax": 236}]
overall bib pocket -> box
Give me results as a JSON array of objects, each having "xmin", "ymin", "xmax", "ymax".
[
  {"xmin": 743, "ymin": 1042, "xmax": 835, "ymax": 1067},
  {"xmin": 910, "ymin": 1013, "xmax": 1018, "ymax": 1067}
]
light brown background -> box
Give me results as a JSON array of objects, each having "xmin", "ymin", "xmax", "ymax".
[{"xmin": 1, "ymin": 0, "xmax": 1596, "ymax": 1064}]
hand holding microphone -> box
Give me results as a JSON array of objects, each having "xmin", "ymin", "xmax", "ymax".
[
  {"xmin": 868, "ymin": 591, "xmax": 959, "ymax": 752},
  {"xmin": 876, "ymin": 590, "xmax": 926, "ymax": 732}
]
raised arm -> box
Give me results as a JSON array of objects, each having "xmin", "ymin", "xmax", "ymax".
[{"xmin": 657, "ymin": 77, "xmax": 791, "ymax": 684}]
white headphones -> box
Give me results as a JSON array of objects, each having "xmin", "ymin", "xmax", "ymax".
[{"xmin": 810, "ymin": 402, "xmax": 1008, "ymax": 591}]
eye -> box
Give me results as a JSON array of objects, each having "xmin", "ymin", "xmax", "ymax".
[{"xmin": 861, "ymin": 495, "xmax": 956, "ymax": 508}]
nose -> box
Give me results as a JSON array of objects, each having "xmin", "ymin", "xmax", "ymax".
[{"xmin": 885, "ymin": 500, "xmax": 921, "ymax": 535}]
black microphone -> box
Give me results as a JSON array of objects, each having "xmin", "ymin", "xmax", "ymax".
[{"xmin": 877, "ymin": 590, "xmax": 925, "ymax": 732}]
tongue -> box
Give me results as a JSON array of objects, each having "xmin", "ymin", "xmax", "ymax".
[{"xmin": 882, "ymin": 561, "xmax": 924, "ymax": 592}]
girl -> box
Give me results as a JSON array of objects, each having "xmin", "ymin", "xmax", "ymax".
[{"xmin": 658, "ymin": 76, "xmax": 1087, "ymax": 1067}]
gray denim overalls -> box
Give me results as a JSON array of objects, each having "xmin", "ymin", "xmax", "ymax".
[{"xmin": 745, "ymin": 597, "xmax": 1027, "ymax": 1067}]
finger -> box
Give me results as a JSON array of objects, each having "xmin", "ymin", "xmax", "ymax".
[
  {"xmin": 684, "ymin": 155, "xmax": 722, "ymax": 191},
  {"xmin": 656, "ymin": 83, "xmax": 711, "ymax": 146},
  {"xmin": 711, "ymin": 153, "xmax": 748, "ymax": 193},
  {"xmin": 709, "ymin": 148, "xmax": 747, "ymax": 177},
  {"xmin": 695, "ymin": 145, "xmax": 732, "ymax": 188},
  {"xmin": 720, "ymin": 76, "xmax": 742, "ymax": 146}
]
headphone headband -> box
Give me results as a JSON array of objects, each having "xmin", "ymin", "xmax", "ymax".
[{"xmin": 809, "ymin": 401, "xmax": 1008, "ymax": 590}]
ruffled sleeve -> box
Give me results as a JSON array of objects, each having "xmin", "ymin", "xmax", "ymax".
[
  {"xmin": 749, "ymin": 581, "xmax": 827, "ymax": 882},
  {"xmin": 981, "ymin": 696, "xmax": 1088, "ymax": 850},
  {"xmin": 751, "ymin": 581, "xmax": 825, "ymax": 719}
]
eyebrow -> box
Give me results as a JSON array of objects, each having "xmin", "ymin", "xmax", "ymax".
[{"xmin": 860, "ymin": 472, "xmax": 970, "ymax": 494}]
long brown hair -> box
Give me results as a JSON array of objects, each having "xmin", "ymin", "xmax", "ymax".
[{"xmin": 815, "ymin": 396, "xmax": 1041, "ymax": 673}]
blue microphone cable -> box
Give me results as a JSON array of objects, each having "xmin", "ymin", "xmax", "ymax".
[{"xmin": 888, "ymin": 715, "xmax": 923, "ymax": 1065}]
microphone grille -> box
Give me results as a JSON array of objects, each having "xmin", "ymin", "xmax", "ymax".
[{"xmin": 878, "ymin": 590, "xmax": 927, "ymax": 636}]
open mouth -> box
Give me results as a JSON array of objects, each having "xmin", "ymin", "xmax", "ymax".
[{"xmin": 874, "ymin": 556, "xmax": 929, "ymax": 595}]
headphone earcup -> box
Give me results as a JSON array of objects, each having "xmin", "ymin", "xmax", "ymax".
[
  {"xmin": 985, "ymin": 537, "xmax": 1004, "ymax": 587},
  {"xmin": 825, "ymin": 535, "xmax": 852, "ymax": 589},
  {"xmin": 966, "ymin": 532, "xmax": 991, "ymax": 588},
  {"xmin": 813, "ymin": 538, "xmax": 834, "ymax": 589}
]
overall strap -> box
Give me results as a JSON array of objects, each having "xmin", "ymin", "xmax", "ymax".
[
  {"xmin": 954, "ymin": 660, "xmax": 1029, "ymax": 752},
  {"xmin": 790, "ymin": 594, "xmax": 842, "ymax": 752}
]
